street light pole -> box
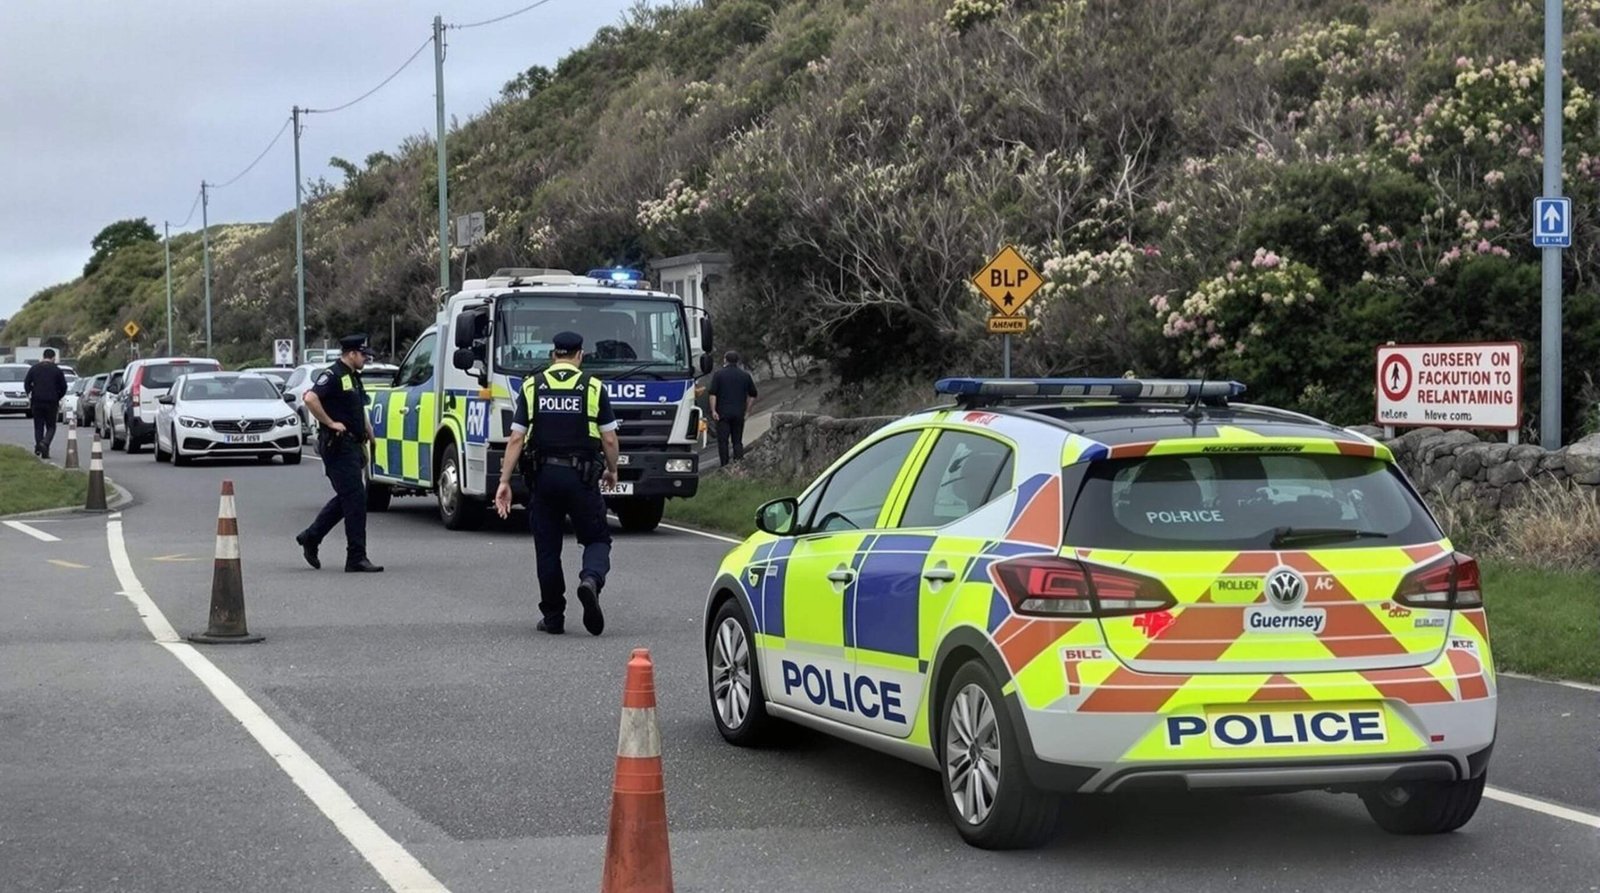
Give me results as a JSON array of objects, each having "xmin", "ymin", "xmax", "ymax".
[
  {"xmin": 1541, "ymin": 0, "xmax": 1564, "ymax": 448},
  {"xmin": 433, "ymin": 14, "xmax": 451, "ymax": 294},
  {"xmin": 293, "ymin": 106, "xmax": 307, "ymax": 366},
  {"xmin": 163, "ymin": 221, "xmax": 173, "ymax": 355},
  {"xmin": 201, "ymin": 180, "xmax": 213, "ymax": 355}
]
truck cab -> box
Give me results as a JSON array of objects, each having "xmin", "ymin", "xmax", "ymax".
[{"xmin": 366, "ymin": 268, "xmax": 712, "ymax": 532}]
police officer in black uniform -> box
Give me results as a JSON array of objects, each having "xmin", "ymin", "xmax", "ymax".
[
  {"xmin": 296, "ymin": 334, "xmax": 384, "ymax": 573},
  {"xmin": 494, "ymin": 331, "xmax": 620, "ymax": 635}
]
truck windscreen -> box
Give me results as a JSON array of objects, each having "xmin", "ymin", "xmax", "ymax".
[{"xmin": 493, "ymin": 294, "xmax": 690, "ymax": 377}]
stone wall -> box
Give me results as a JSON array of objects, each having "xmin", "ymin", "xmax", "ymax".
[
  {"xmin": 737, "ymin": 411, "xmax": 897, "ymax": 481},
  {"xmin": 1349, "ymin": 425, "xmax": 1600, "ymax": 512}
]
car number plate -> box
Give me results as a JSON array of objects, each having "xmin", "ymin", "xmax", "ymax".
[
  {"xmin": 225, "ymin": 434, "xmax": 263, "ymax": 444},
  {"xmin": 601, "ymin": 481, "xmax": 634, "ymax": 496}
]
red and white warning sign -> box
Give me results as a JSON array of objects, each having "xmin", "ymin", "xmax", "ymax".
[{"xmin": 1375, "ymin": 342, "xmax": 1522, "ymax": 430}]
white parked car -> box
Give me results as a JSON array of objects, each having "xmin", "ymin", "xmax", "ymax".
[
  {"xmin": 0, "ymin": 363, "xmax": 31, "ymax": 416},
  {"xmin": 119, "ymin": 357, "xmax": 223, "ymax": 453},
  {"xmin": 154, "ymin": 372, "xmax": 303, "ymax": 466},
  {"xmin": 282, "ymin": 362, "xmax": 325, "ymax": 442},
  {"xmin": 58, "ymin": 377, "xmax": 89, "ymax": 423}
]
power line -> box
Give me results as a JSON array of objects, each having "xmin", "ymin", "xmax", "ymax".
[
  {"xmin": 451, "ymin": 0, "xmax": 559, "ymax": 30},
  {"xmin": 303, "ymin": 35, "xmax": 433, "ymax": 115},
  {"xmin": 172, "ymin": 189, "xmax": 203, "ymax": 229},
  {"xmin": 209, "ymin": 116, "xmax": 292, "ymax": 189}
]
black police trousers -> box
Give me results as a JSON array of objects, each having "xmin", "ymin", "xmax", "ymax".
[
  {"xmin": 527, "ymin": 463, "xmax": 611, "ymax": 622},
  {"xmin": 31, "ymin": 401, "xmax": 59, "ymax": 455},
  {"xmin": 305, "ymin": 439, "xmax": 368, "ymax": 561}
]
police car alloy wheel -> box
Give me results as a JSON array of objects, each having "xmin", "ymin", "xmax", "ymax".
[
  {"xmin": 938, "ymin": 662, "xmax": 1059, "ymax": 849},
  {"xmin": 1360, "ymin": 774, "xmax": 1486, "ymax": 834},
  {"xmin": 708, "ymin": 599, "xmax": 771, "ymax": 745}
]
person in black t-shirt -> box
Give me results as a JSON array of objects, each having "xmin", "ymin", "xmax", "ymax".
[{"xmin": 707, "ymin": 351, "xmax": 758, "ymax": 466}]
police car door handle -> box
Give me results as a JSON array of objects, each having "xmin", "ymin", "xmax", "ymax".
[
  {"xmin": 827, "ymin": 567, "xmax": 856, "ymax": 585},
  {"xmin": 923, "ymin": 566, "xmax": 957, "ymax": 583}
]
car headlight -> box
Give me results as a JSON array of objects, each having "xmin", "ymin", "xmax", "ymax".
[
  {"xmin": 277, "ymin": 415, "xmax": 297, "ymax": 427},
  {"xmin": 178, "ymin": 416, "xmax": 210, "ymax": 429},
  {"xmin": 666, "ymin": 459, "xmax": 694, "ymax": 473}
]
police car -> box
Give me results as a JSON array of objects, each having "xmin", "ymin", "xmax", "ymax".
[{"xmin": 701, "ymin": 378, "xmax": 1495, "ymax": 849}]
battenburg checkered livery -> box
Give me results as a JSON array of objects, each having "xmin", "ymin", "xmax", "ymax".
[{"xmin": 702, "ymin": 378, "xmax": 1495, "ymax": 849}]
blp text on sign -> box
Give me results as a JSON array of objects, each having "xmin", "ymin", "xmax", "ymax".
[{"xmin": 1375, "ymin": 342, "xmax": 1522, "ymax": 430}]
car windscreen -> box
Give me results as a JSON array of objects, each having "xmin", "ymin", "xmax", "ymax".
[
  {"xmin": 180, "ymin": 378, "xmax": 281, "ymax": 401},
  {"xmin": 492, "ymin": 294, "xmax": 690, "ymax": 376},
  {"xmin": 142, "ymin": 362, "xmax": 221, "ymax": 389},
  {"xmin": 1066, "ymin": 452, "xmax": 1442, "ymax": 551},
  {"xmin": 0, "ymin": 367, "xmax": 26, "ymax": 382}
]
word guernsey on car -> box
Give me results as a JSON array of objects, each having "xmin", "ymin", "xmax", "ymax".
[{"xmin": 701, "ymin": 376, "xmax": 1495, "ymax": 849}]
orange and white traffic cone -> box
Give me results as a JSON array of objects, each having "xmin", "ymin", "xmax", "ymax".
[
  {"xmin": 187, "ymin": 480, "xmax": 263, "ymax": 644},
  {"xmin": 82, "ymin": 431, "xmax": 108, "ymax": 512},
  {"xmin": 601, "ymin": 648, "xmax": 673, "ymax": 893},
  {"xmin": 64, "ymin": 415, "xmax": 80, "ymax": 470}
]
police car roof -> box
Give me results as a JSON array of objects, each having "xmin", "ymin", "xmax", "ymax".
[{"xmin": 918, "ymin": 400, "xmax": 1355, "ymax": 447}]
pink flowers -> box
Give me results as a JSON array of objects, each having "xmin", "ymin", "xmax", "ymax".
[
  {"xmin": 1251, "ymin": 247, "xmax": 1282, "ymax": 269},
  {"xmin": 1483, "ymin": 169, "xmax": 1505, "ymax": 186}
]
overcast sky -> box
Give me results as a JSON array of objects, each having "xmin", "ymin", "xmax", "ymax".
[{"xmin": 0, "ymin": 0, "xmax": 642, "ymax": 320}]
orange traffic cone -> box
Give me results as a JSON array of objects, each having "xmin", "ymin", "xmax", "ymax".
[
  {"xmin": 187, "ymin": 480, "xmax": 263, "ymax": 644},
  {"xmin": 601, "ymin": 648, "xmax": 673, "ymax": 893},
  {"xmin": 82, "ymin": 431, "xmax": 108, "ymax": 512}
]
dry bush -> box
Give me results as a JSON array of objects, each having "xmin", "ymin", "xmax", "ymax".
[
  {"xmin": 1430, "ymin": 494, "xmax": 1500, "ymax": 555},
  {"xmin": 1490, "ymin": 481, "xmax": 1600, "ymax": 572}
]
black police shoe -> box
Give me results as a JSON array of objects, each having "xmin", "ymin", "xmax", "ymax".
[
  {"xmin": 577, "ymin": 576, "xmax": 605, "ymax": 637},
  {"xmin": 345, "ymin": 559, "xmax": 384, "ymax": 573},
  {"xmin": 295, "ymin": 531, "xmax": 321, "ymax": 569},
  {"xmin": 536, "ymin": 617, "xmax": 565, "ymax": 635}
]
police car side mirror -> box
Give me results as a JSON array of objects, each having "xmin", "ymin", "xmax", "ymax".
[
  {"xmin": 755, "ymin": 497, "xmax": 799, "ymax": 537},
  {"xmin": 452, "ymin": 348, "xmax": 477, "ymax": 371}
]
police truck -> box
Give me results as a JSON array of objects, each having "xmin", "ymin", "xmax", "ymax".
[{"xmin": 365, "ymin": 267, "xmax": 711, "ymax": 532}]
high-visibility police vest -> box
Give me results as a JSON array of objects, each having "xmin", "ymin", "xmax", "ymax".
[{"xmin": 522, "ymin": 363, "xmax": 603, "ymax": 456}]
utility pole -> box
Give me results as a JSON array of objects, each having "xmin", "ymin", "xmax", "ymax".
[
  {"xmin": 1541, "ymin": 0, "xmax": 1564, "ymax": 449},
  {"xmin": 163, "ymin": 221, "xmax": 173, "ymax": 355},
  {"xmin": 201, "ymin": 181, "xmax": 213, "ymax": 355},
  {"xmin": 433, "ymin": 14, "xmax": 451, "ymax": 294},
  {"xmin": 293, "ymin": 106, "xmax": 307, "ymax": 366}
]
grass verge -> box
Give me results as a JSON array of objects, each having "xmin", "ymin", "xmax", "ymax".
[
  {"xmin": 665, "ymin": 475, "xmax": 1599, "ymax": 683},
  {"xmin": 0, "ymin": 444, "xmax": 89, "ymax": 516},
  {"xmin": 1480, "ymin": 559, "xmax": 1600, "ymax": 684},
  {"xmin": 665, "ymin": 471, "xmax": 799, "ymax": 538}
]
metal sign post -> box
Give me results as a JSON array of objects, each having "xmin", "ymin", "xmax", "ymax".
[{"xmin": 1540, "ymin": 0, "xmax": 1564, "ymax": 448}]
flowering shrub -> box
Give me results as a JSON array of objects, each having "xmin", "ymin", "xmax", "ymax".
[
  {"xmin": 1161, "ymin": 250, "xmax": 1324, "ymax": 365},
  {"xmin": 945, "ymin": 0, "xmax": 1008, "ymax": 34}
]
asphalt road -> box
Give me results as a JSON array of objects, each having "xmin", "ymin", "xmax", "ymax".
[{"xmin": 2, "ymin": 417, "xmax": 1597, "ymax": 893}]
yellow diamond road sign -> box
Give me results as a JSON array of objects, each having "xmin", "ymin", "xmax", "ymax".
[
  {"xmin": 123, "ymin": 321, "xmax": 140, "ymax": 339},
  {"xmin": 974, "ymin": 245, "xmax": 1043, "ymax": 316}
]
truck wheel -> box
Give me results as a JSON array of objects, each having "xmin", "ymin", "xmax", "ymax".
[
  {"xmin": 436, "ymin": 442, "xmax": 483, "ymax": 530},
  {"xmin": 614, "ymin": 497, "xmax": 665, "ymax": 533}
]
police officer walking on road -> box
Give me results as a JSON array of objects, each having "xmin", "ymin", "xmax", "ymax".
[
  {"xmin": 494, "ymin": 331, "xmax": 620, "ymax": 636},
  {"xmin": 296, "ymin": 334, "xmax": 384, "ymax": 573}
]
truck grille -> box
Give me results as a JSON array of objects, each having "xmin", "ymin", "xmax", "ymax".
[{"xmin": 613, "ymin": 405, "xmax": 676, "ymax": 445}]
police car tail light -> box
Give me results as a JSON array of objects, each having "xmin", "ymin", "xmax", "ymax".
[
  {"xmin": 1394, "ymin": 553, "xmax": 1482, "ymax": 609},
  {"xmin": 993, "ymin": 556, "xmax": 1174, "ymax": 618}
]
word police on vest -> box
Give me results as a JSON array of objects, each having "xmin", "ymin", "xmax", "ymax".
[
  {"xmin": 1146, "ymin": 509, "xmax": 1225, "ymax": 524},
  {"xmin": 1166, "ymin": 709, "xmax": 1387, "ymax": 748},
  {"xmin": 782, "ymin": 660, "xmax": 907, "ymax": 723},
  {"xmin": 538, "ymin": 394, "xmax": 586, "ymax": 413}
]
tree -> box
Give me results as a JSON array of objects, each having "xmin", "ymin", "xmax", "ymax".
[
  {"xmin": 501, "ymin": 64, "xmax": 552, "ymax": 100},
  {"xmin": 84, "ymin": 218, "xmax": 157, "ymax": 277}
]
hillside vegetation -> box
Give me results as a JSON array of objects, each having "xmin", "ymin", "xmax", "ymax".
[{"xmin": 9, "ymin": 0, "xmax": 1600, "ymax": 437}]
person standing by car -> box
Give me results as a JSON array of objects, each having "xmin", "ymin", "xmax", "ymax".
[
  {"xmin": 707, "ymin": 350, "xmax": 758, "ymax": 467},
  {"xmin": 493, "ymin": 331, "xmax": 620, "ymax": 636},
  {"xmin": 23, "ymin": 349, "xmax": 68, "ymax": 459},
  {"xmin": 296, "ymin": 334, "xmax": 383, "ymax": 573}
]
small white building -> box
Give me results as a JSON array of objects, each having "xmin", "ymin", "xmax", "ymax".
[{"xmin": 650, "ymin": 252, "xmax": 729, "ymax": 353}]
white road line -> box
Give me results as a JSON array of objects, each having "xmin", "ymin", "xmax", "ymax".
[
  {"xmin": 1485, "ymin": 786, "xmax": 1600, "ymax": 829},
  {"xmin": 1502, "ymin": 671, "xmax": 1600, "ymax": 694},
  {"xmin": 104, "ymin": 519, "xmax": 449, "ymax": 892},
  {"xmin": 3, "ymin": 520, "xmax": 61, "ymax": 542},
  {"xmin": 649, "ymin": 518, "xmax": 742, "ymax": 545}
]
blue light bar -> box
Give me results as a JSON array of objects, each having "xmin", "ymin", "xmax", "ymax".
[
  {"xmin": 934, "ymin": 377, "xmax": 1245, "ymax": 401},
  {"xmin": 588, "ymin": 267, "xmax": 641, "ymax": 282}
]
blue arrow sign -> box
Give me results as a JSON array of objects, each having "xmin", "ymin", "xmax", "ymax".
[{"xmin": 1533, "ymin": 197, "xmax": 1572, "ymax": 248}]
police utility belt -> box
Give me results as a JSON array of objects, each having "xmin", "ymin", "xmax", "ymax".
[{"xmin": 527, "ymin": 452, "xmax": 604, "ymax": 487}]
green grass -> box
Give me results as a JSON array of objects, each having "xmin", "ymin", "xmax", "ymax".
[
  {"xmin": 1480, "ymin": 560, "xmax": 1600, "ymax": 684},
  {"xmin": 666, "ymin": 471, "xmax": 800, "ymax": 538},
  {"xmin": 664, "ymin": 475, "xmax": 1600, "ymax": 684},
  {"xmin": 0, "ymin": 444, "xmax": 89, "ymax": 516}
]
